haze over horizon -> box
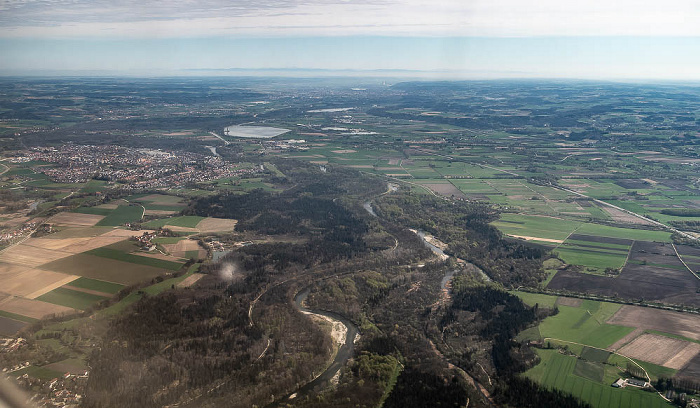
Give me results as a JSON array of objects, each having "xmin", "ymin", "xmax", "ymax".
[{"xmin": 1, "ymin": 0, "xmax": 700, "ymax": 80}]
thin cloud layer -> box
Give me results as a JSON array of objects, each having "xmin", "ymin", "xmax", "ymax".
[{"xmin": 1, "ymin": 0, "xmax": 699, "ymax": 38}]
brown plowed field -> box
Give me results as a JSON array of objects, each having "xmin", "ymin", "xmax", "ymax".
[
  {"xmin": 677, "ymin": 354, "xmax": 700, "ymax": 379},
  {"xmin": 607, "ymin": 305, "xmax": 700, "ymax": 341},
  {"xmin": 555, "ymin": 297, "xmax": 582, "ymax": 307},
  {"xmin": 418, "ymin": 183, "xmax": 467, "ymax": 199},
  {"xmin": 0, "ymin": 297, "xmax": 75, "ymax": 319},
  {"xmin": 162, "ymin": 239, "xmax": 200, "ymax": 258},
  {"xmin": 607, "ymin": 328, "xmax": 644, "ymax": 352},
  {"xmin": 548, "ymin": 241, "xmax": 700, "ymax": 307},
  {"xmin": 568, "ymin": 234, "xmax": 633, "ymax": 246},
  {"xmin": 0, "ymin": 316, "xmax": 28, "ymax": 336},
  {"xmin": 599, "ymin": 205, "xmax": 655, "ymax": 225},
  {"xmin": 617, "ymin": 334, "xmax": 700, "ymax": 369}
]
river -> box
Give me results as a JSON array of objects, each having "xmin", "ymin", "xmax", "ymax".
[{"xmin": 267, "ymin": 288, "xmax": 359, "ymax": 406}]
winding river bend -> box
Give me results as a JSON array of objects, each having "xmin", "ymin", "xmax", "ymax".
[{"xmin": 268, "ymin": 289, "xmax": 359, "ymax": 406}]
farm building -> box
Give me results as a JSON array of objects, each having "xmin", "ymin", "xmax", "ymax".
[{"xmin": 627, "ymin": 378, "xmax": 647, "ymax": 388}]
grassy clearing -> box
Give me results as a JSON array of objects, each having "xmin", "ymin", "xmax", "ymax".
[
  {"xmin": 37, "ymin": 287, "xmax": 109, "ymax": 310},
  {"xmin": 143, "ymin": 215, "xmax": 205, "ymax": 229},
  {"xmin": 12, "ymin": 365, "xmax": 65, "ymax": 380},
  {"xmin": 511, "ymin": 291, "xmax": 558, "ymax": 308},
  {"xmin": 87, "ymin": 247, "xmax": 183, "ymax": 271},
  {"xmin": 67, "ymin": 277, "xmax": 124, "ymax": 294},
  {"xmin": 95, "ymin": 205, "xmax": 143, "ymax": 226}
]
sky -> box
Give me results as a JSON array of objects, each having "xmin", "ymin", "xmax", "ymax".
[{"xmin": 1, "ymin": 0, "xmax": 700, "ymax": 79}]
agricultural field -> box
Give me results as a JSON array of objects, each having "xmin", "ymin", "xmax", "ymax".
[
  {"xmin": 0, "ymin": 209, "xmax": 185, "ymax": 328},
  {"xmin": 94, "ymin": 205, "xmax": 144, "ymax": 226},
  {"xmin": 143, "ymin": 216, "xmax": 237, "ymax": 233},
  {"xmin": 548, "ymin": 241, "xmax": 700, "ymax": 307},
  {"xmin": 515, "ymin": 291, "xmax": 697, "ymax": 407},
  {"xmin": 143, "ymin": 215, "xmax": 205, "ymax": 229},
  {"xmin": 525, "ymin": 349, "xmax": 673, "ymax": 408},
  {"xmin": 131, "ymin": 194, "xmax": 188, "ymax": 213},
  {"xmin": 37, "ymin": 287, "xmax": 110, "ymax": 311}
]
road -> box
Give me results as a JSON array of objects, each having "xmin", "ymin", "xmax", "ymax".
[
  {"xmin": 209, "ymin": 131, "xmax": 230, "ymax": 145},
  {"xmin": 552, "ymin": 184, "xmax": 698, "ymax": 242}
]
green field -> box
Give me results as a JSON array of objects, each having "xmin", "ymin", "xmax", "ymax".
[
  {"xmin": 72, "ymin": 206, "xmax": 112, "ymax": 216},
  {"xmin": 554, "ymin": 247, "xmax": 628, "ymax": 272},
  {"xmin": 87, "ymin": 247, "xmax": 184, "ymax": 271},
  {"xmin": 513, "ymin": 293, "xmax": 632, "ymax": 349},
  {"xmin": 491, "ymin": 213, "xmax": 581, "ymax": 241},
  {"xmin": 95, "ymin": 205, "xmax": 143, "ymax": 226},
  {"xmin": 511, "ymin": 290, "xmax": 558, "ymax": 308},
  {"xmin": 66, "ymin": 277, "xmax": 124, "ymax": 294},
  {"xmin": 37, "ymin": 287, "xmax": 109, "ymax": 310},
  {"xmin": 143, "ymin": 215, "xmax": 205, "ymax": 229},
  {"xmin": 11, "ymin": 365, "xmax": 65, "ymax": 380},
  {"xmin": 581, "ymin": 346, "xmax": 611, "ymax": 363},
  {"xmin": 39, "ymin": 253, "xmax": 168, "ymax": 285},
  {"xmin": 525, "ymin": 349, "xmax": 673, "ymax": 408}
]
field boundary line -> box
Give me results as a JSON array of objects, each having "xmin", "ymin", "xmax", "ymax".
[
  {"xmin": 671, "ymin": 243, "xmax": 700, "ymax": 281},
  {"xmin": 553, "ymin": 224, "xmax": 583, "ymax": 251}
]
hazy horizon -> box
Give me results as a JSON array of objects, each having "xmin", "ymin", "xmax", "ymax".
[{"xmin": 2, "ymin": 1, "xmax": 700, "ymax": 80}]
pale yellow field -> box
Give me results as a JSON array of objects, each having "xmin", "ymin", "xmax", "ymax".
[
  {"xmin": 144, "ymin": 209, "xmax": 178, "ymax": 216},
  {"xmin": 25, "ymin": 274, "xmax": 80, "ymax": 299},
  {"xmin": 177, "ymin": 273, "xmax": 205, "ymax": 288},
  {"xmin": 195, "ymin": 218, "xmax": 238, "ymax": 233},
  {"xmin": 50, "ymin": 212, "xmax": 105, "ymax": 227},
  {"xmin": 99, "ymin": 228, "xmax": 155, "ymax": 237},
  {"xmin": 24, "ymin": 236, "xmax": 93, "ymax": 251},
  {"xmin": 61, "ymin": 236, "xmax": 126, "ymax": 253},
  {"xmin": 507, "ymin": 234, "xmax": 564, "ymax": 244},
  {"xmin": 1, "ymin": 245, "xmax": 73, "ymax": 267},
  {"xmin": 0, "ymin": 263, "xmax": 76, "ymax": 297}
]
